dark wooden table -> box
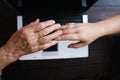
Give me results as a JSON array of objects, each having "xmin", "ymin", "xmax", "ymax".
[{"xmin": 1, "ymin": 0, "xmax": 120, "ymax": 80}]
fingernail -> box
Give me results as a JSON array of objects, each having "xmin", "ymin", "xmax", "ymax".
[
  {"xmin": 49, "ymin": 20, "xmax": 55, "ymax": 24},
  {"xmin": 56, "ymin": 23, "xmax": 61, "ymax": 27},
  {"xmin": 52, "ymin": 41, "xmax": 58, "ymax": 44},
  {"xmin": 68, "ymin": 45, "xmax": 72, "ymax": 48}
]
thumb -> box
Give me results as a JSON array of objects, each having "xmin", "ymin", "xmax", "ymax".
[
  {"xmin": 34, "ymin": 18, "xmax": 40, "ymax": 24},
  {"xmin": 68, "ymin": 41, "xmax": 88, "ymax": 48}
]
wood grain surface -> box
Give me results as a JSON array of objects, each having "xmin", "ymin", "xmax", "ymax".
[{"xmin": 1, "ymin": 0, "xmax": 120, "ymax": 80}]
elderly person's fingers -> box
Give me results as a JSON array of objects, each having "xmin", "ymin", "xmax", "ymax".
[
  {"xmin": 25, "ymin": 36, "xmax": 60, "ymax": 52},
  {"xmin": 37, "ymin": 23, "xmax": 61, "ymax": 37},
  {"xmin": 18, "ymin": 20, "xmax": 62, "ymax": 53},
  {"xmin": 33, "ymin": 20, "xmax": 56, "ymax": 32},
  {"xmin": 23, "ymin": 20, "xmax": 56, "ymax": 33},
  {"xmin": 20, "ymin": 19, "xmax": 40, "ymax": 30},
  {"xmin": 39, "ymin": 30, "xmax": 63, "ymax": 44},
  {"xmin": 38, "ymin": 40, "xmax": 58, "ymax": 50},
  {"xmin": 19, "ymin": 20, "xmax": 57, "ymax": 41}
]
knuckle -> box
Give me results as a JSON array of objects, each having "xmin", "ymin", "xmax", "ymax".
[
  {"xmin": 42, "ymin": 44, "xmax": 49, "ymax": 50},
  {"xmin": 53, "ymin": 30, "xmax": 62, "ymax": 36},
  {"xmin": 30, "ymin": 48, "xmax": 36, "ymax": 52},
  {"xmin": 67, "ymin": 29, "xmax": 71, "ymax": 33},
  {"xmin": 39, "ymin": 23, "xmax": 44, "ymax": 28},
  {"xmin": 30, "ymin": 45, "xmax": 38, "ymax": 52},
  {"xmin": 44, "ymin": 28, "xmax": 49, "ymax": 33},
  {"xmin": 40, "ymin": 45, "xmax": 47, "ymax": 50},
  {"xmin": 19, "ymin": 30, "xmax": 27, "ymax": 39},
  {"xmin": 63, "ymin": 29, "xmax": 68, "ymax": 34},
  {"xmin": 40, "ymin": 29, "xmax": 48, "ymax": 36},
  {"xmin": 39, "ymin": 37, "xmax": 48, "ymax": 44},
  {"xmin": 42, "ymin": 37, "xmax": 49, "ymax": 42},
  {"xmin": 21, "ymin": 28, "xmax": 28, "ymax": 35},
  {"xmin": 29, "ymin": 22, "xmax": 34, "ymax": 25}
]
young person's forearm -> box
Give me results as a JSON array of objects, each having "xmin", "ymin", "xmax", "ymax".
[{"xmin": 97, "ymin": 15, "xmax": 120, "ymax": 36}]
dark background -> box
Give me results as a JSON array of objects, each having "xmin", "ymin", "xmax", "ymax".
[{"xmin": 1, "ymin": 0, "xmax": 120, "ymax": 80}]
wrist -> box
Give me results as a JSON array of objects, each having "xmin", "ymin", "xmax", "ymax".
[
  {"xmin": 0, "ymin": 46, "xmax": 19, "ymax": 70},
  {"xmin": 96, "ymin": 21, "xmax": 108, "ymax": 37},
  {"xmin": 96, "ymin": 15, "xmax": 120, "ymax": 36}
]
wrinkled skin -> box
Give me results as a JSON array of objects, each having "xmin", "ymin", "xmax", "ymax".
[{"xmin": 0, "ymin": 19, "xmax": 62, "ymax": 70}]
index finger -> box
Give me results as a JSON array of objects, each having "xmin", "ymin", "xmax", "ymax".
[
  {"xmin": 60, "ymin": 23, "xmax": 75, "ymax": 30},
  {"xmin": 32, "ymin": 20, "xmax": 56, "ymax": 32}
]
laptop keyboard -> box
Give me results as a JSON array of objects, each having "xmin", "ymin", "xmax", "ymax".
[{"xmin": 37, "ymin": 11, "xmax": 83, "ymax": 25}]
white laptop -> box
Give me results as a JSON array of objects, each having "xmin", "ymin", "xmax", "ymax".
[{"xmin": 17, "ymin": 15, "xmax": 89, "ymax": 60}]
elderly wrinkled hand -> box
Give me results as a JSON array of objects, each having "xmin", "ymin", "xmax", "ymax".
[{"xmin": 1, "ymin": 19, "xmax": 62, "ymax": 62}]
